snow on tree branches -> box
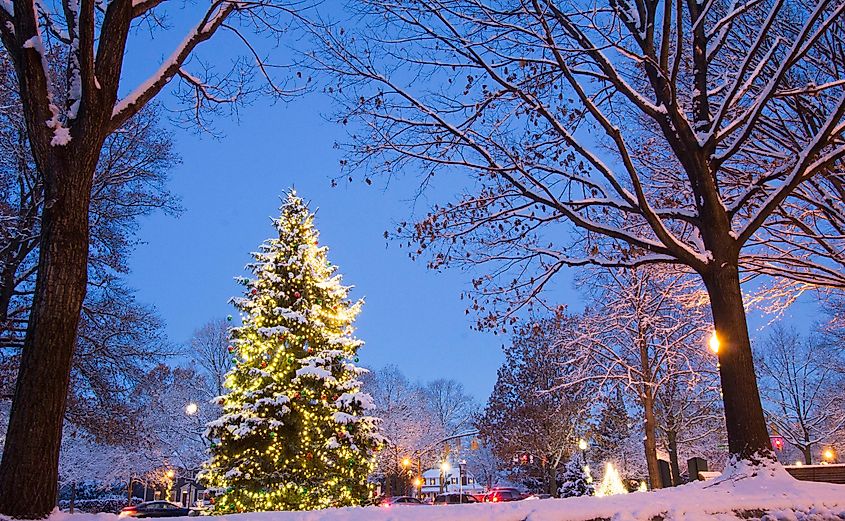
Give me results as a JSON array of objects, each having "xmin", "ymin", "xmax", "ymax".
[{"xmin": 315, "ymin": 0, "xmax": 845, "ymax": 463}]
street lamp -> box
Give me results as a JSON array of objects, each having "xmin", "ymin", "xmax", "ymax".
[
  {"xmin": 401, "ymin": 457, "xmax": 411, "ymax": 468},
  {"xmin": 823, "ymin": 448, "xmax": 836, "ymax": 463},
  {"xmin": 439, "ymin": 461, "xmax": 450, "ymax": 494},
  {"xmin": 185, "ymin": 402, "xmax": 198, "ymax": 416},
  {"xmin": 708, "ymin": 331, "xmax": 720, "ymax": 354},
  {"xmin": 578, "ymin": 438, "xmax": 589, "ymax": 468}
]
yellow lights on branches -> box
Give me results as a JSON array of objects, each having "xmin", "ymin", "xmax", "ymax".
[{"xmin": 201, "ymin": 192, "xmax": 377, "ymax": 513}]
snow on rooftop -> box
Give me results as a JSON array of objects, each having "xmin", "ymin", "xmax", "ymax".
[{"xmin": 48, "ymin": 464, "xmax": 845, "ymax": 521}]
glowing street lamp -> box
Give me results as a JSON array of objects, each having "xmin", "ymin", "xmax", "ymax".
[
  {"xmin": 438, "ymin": 461, "xmax": 451, "ymax": 494},
  {"xmin": 578, "ymin": 439, "xmax": 588, "ymax": 451},
  {"xmin": 709, "ymin": 331, "xmax": 720, "ymax": 354},
  {"xmin": 185, "ymin": 402, "xmax": 199, "ymax": 416},
  {"xmin": 823, "ymin": 448, "xmax": 836, "ymax": 462},
  {"xmin": 401, "ymin": 457, "xmax": 411, "ymax": 468}
]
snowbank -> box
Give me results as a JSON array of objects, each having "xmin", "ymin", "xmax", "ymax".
[{"xmin": 49, "ymin": 466, "xmax": 845, "ymax": 521}]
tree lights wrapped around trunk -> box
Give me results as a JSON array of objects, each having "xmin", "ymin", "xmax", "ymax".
[{"xmin": 201, "ymin": 191, "xmax": 383, "ymax": 512}]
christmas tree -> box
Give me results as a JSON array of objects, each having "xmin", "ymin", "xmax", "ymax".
[
  {"xmin": 558, "ymin": 455, "xmax": 595, "ymax": 498},
  {"xmin": 201, "ymin": 191, "xmax": 383, "ymax": 512}
]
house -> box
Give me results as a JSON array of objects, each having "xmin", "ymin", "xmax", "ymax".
[{"xmin": 418, "ymin": 461, "xmax": 486, "ymax": 501}]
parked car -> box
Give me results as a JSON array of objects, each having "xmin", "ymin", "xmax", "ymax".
[
  {"xmin": 482, "ymin": 488, "xmax": 527, "ymax": 503},
  {"xmin": 434, "ymin": 493, "xmax": 478, "ymax": 505},
  {"xmin": 377, "ymin": 496, "xmax": 426, "ymax": 508},
  {"xmin": 119, "ymin": 501, "xmax": 193, "ymax": 517}
]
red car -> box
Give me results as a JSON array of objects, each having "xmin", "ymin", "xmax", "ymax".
[{"xmin": 482, "ymin": 488, "xmax": 527, "ymax": 503}]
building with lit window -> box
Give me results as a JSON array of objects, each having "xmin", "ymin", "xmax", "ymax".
[{"xmin": 418, "ymin": 461, "xmax": 486, "ymax": 501}]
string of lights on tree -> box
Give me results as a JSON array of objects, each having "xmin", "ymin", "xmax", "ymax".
[{"xmin": 200, "ymin": 191, "xmax": 384, "ymax": 512}]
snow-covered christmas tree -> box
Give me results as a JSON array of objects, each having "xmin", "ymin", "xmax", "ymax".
[
  {"xmin": 201, "ymin": 191, "xmax": 383, "ymax": 512},
  {"xmin": 559, "ymin": 455, "xmax": 595, "ymax": 498}
]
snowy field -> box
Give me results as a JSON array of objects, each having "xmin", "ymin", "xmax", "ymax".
[{"xmin": 51, "ymin": 465, "xmax": 845, "ymax": 521}]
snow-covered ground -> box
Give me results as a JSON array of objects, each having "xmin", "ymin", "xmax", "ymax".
[{"xmin": 51, "ymin": 464, "xmax": 845, "ymax": 521}]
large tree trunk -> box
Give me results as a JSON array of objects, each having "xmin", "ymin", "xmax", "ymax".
[
  {"xmin": 703, "ymin": 265, "xmax": 773, "ymax": 461},
  {"xmin": 0, "ymin": 156, "xmax": 94, "ymax": 519},
  {"xmin": 802, "ymin": 431, "xmax": 813, "ymax": 465},
  {"xmin": 667, "ymin": 430, "xmax": 681, "ymax": 486},
  {"xmin": 642, "ymin": 391, "xmax": 663, "ymax": 489},
  {"xmin": 636, "ymin": 319, "xmax": 663, "ymax": 490},
  {"xmin": 544, "ymin": 461, "xmax": 558, "ymax": 497}
]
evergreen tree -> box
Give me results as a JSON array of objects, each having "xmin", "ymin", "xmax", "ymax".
[
  {"xmin": 558, "ymin": 456, "xmax": 594, "ymax": 498},
  {"xmin": 201, "ymin": 191, "xmax": 383, "ymax": 512},
  {"xmin": 591, "ymin": 389, "xmax": 630, "ymax": 469}
]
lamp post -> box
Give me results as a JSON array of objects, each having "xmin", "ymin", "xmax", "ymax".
[
  {"xmin": 459, "ymin": 459, "xmax": 467, "ymax": 501},
  {"xmin": 401, "ymin": 457, "xmax": 411, "ymax": 495},
  {"xmin": 439, "ymin": 461, "xmax": 450, "ymax": 494},
  {"xmin": 183, "ymin": 402, "xmax": 201, "ymax": 505},
  {"xmin": 823, "ymin": 448, "xmax": 836, "ymax": 464}
]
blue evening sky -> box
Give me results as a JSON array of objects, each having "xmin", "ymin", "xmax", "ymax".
[
  {"xmin": 127, "ymin": 93, "xmax": 536, "ymax": 401},
  {"xmin": 121, "ymin": 5, "xmax": 585, "ymax": 400}
]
